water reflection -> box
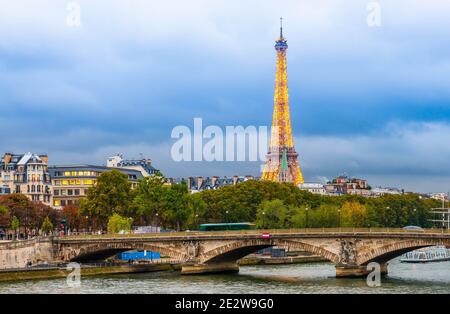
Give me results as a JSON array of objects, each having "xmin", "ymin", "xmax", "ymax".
[{"xmin": 0, "ymin": 258, "xmax": 448, "ymax": 294}]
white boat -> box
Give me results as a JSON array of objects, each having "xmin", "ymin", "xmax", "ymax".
[{"xmin": 400, "ymin": 246, "xmax": 450, "ymax": 263}]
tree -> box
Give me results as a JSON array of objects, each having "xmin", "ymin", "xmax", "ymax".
[
  {"xmin": 188, "ymin": 193, "xmax": 206, "ymax": 229},
  {"xmin": 0, "ymin": 205, "xmax": 9, "ymax": 228},
  {"xmin": 80, "ymin": 170, "xmax": 133, "ymax": 229},
  {"xmin": 133, "ymin": 174, "xmax": 167, "ymax": 225},
  {"xmin": 107, "ymin": 213, "xmax": 133, "ymax": 234},
  {"xmin": 41, "ymin": 216, "xmax": 54, "ymax": 235},
  {"xmin": 340, "ymin": 201, "xmax": 367, "ymax": 227},
  {"xmin": 255, "ymin": 199, "xmax": 289, "ymax": 229},
  {"xmin": 62, "ymin": 205, "xmax": 86, "ymax": 231},
  {"xmin": 11, "ymin": 215, "xmax": 20, "ymax": 240},
  {"xmin": 166, "ymin": 180, "xmax": 193, "ymax": 231}
]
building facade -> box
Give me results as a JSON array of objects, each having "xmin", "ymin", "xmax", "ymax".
[
  {"xmin": 107, "ymin": 154, "xmax": 159, "ymax": 177},
  {"xmin": 298, "ymin": 183, "xmax": 327, "ymax": 195},
  {"xmin": 48, "ymin": 165, "xmax": 143, "ymax": 209},
  {"xmin": 0, "ymin": 186, "xmax": 10, "ymax": 195},
  {"xmin": 168, "ymin": 176, "xmax": 255, "ymax": 193},
  {"xmin": 324, "ymin": 175, "xmax": 370, "ymax": 196},
  {"xmin": 0, "ymin": 153, "xmax": 52, "ymax": 205}
]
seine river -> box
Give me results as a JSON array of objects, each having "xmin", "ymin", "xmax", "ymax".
[{"xmin": 0, "ymin": 259, "xmax": 449, "ymax": 294}]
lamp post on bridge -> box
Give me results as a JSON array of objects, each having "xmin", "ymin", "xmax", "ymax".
[
  {"xmin": 195, "ymin": 214, "xmax": 199, "ymax": 230},
  {"xmin": 262, "ymin": 211, "xmax": 265, "ymax": 229},
  {"xmin": 338, "ymin": 209, "xmax": 341, "ymax": 231},
  {"xmin": 225, "ymin": 210, "xmax": 229, "ymax": 230},
  {"xmin": 305, "ymin": 207, "xmax": 309, "ymax": 230}
]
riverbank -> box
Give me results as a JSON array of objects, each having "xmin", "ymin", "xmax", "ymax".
[{"xmin": 0, "ymin": 263, "xmax": 181, "ymax": 282}]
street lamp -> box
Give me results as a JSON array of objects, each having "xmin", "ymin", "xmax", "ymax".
[
  {"xmin": 155, "ymin": 212, "xmax": 159, "ymax": 231},
  {"xmin": 85, "ymin": 215, "xmax": 89, "ymax": 234},
  {"xmin": 225, "ymin": 211, "xmax": 229, "ymax": 230},
  {"xmin": 338, "ymin": 209, "xmax": 341, "ymax": 231},
  {"xmin": 262, "ymin": 211, "xmax": 265, "ymax": 229},
  {"xmin": 195, "ymin": 214, "xmax": 199, "ymax": 230}
]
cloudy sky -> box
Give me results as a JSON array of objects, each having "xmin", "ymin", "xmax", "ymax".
[{"xmin": 1, "ymin": 0, "xmax": 450, "ymax": 192}]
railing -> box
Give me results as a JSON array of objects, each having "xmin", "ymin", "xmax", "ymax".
[{"xmin": 57, "ymin": 227, "xmax": 450, "ymax": 240}]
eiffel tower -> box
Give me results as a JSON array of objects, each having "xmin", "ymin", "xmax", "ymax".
[{"xmin": 262, "ymin": 18, "xmax": 304, "ymax": 185}]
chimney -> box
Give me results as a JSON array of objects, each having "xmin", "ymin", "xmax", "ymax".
[
  {"xmin": 3, "ymin": 153, "xmax": 12, "ymax": 168},
  {"xmin": 197, "ymin": 176, "xmax": 203, "ymax": 190}
]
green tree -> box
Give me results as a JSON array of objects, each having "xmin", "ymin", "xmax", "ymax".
[
  {"xmin": 164, "ymin": 180, "xmax": 192, "ymax": 231},
  {"xmin": 11, "ymin": 215, "xmax": 20, "ymax": 240},
  {"xmin": 188, "ymin": 193, "xmax": 207, "ymax": 229},
  {"xmin": 255, "ymin": 199, "xmax": 289, "ymax": 229},
  {"xmin": 80, "ymin": 170, "xmax": 133, "ymax": 229},
  {"xmin": 41, "ymin": 216, "xmax": 54, "ymax": 235},
  {"xmin": 107, "ymin": 213, "xmax": 133, "ymax": 233},
  {"xmin": 133, "ymin": 174, "xmax": 167, "ymax": 225},
  {"xmin": 0, "ymin": 205, "xmax": 8, "ymax": 228}
]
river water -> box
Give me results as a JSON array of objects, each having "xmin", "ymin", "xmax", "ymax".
[{"xmin": 0, "ymin": 259, "xmax": 449, "ymax": 294}]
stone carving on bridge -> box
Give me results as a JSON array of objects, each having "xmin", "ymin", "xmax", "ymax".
[
  {"xmin": 183, "ymin": 241, "xmax": 200, "ymax": 261},
  {"xmin": 338, "ymin": 240, "xmax": 358, "ymax": 265}
]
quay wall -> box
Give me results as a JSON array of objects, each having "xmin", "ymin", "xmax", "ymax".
[{"xmin": 0, "ymin": 238, "xmax": 54, "ymax": 269}]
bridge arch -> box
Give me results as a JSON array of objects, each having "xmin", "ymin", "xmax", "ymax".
[
  {"xmin": 358, "ymin": 239, "xmax": 447, "ymax": 265},
  {"xmin": 201, "ymin": 239, "xmax": 340, "ymax": 265},
  {"xmin": 202, "ymin": 239, "xmax": 273, "ymax": 264},
  {"xmin": 58, "ymin": 242, "xmax": 185, "ymax": 262},
  {"xmin": 275, "ymin": 239, "xmax": 340, "ymax": 264}
]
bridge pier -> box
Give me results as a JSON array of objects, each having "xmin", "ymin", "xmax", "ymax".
[
  {"xmin": 181, "ymin": 262, "xmax": 240, "ymax": 275},
  {"xmin": 335, "ymin": 263, "xmax": 388, "ymax": 278}
]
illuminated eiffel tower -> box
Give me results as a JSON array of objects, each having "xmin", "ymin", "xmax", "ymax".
[{"xmin": 262, "ymin": 18, "xmax": 304, "ymax": 185}]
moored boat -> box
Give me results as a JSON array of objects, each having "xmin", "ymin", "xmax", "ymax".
[{"xmin": 400, "ymin": 246, "xmax": 450, "ymax": 263}]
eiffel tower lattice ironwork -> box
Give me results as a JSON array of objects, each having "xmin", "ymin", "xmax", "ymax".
[{"xmin": 262, "ymin": 18, "xmax": 304, "ymax": 185}]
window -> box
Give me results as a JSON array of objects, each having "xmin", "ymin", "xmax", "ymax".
[
  {"xmin": 75, "ymin": 179, "xmax": 81, "ymax": 185},
  {"xmin": 31, "ymin": 185, "xmax": 35, "ymax": 192},
  {"xmin": 62, "ymin": 180, "xmax": 68, "ymax": 186},
  {"xmin": 84, "ymin": 179, "xmax": 93, "ymax": 185},
  {"xmin": 61, "ymin": 200, "xmax": 66, "ymax": 207},
  {"xmin": 68, "ymin": 189, "xmax": 73, "ymax": 196},
  {"xmin": 71, "ymin": 171, "xmax": 77, "ymax": 176},
  {"xmin": 83, "ymin": 171, "xmax": 90, "ymax": 176},
  {"xmin": 54, "ymin": 180, "xmax": 61, "ymax": 186},
  {"xmin": 64, "ymin": 171, "xmax": 71, "ymax": 177},
  {"xmin": 74, "ymin": 189, "xmax": 80, "ymax": 196},
  {"xmin": 61, "ymin": 190, "xmax": 67, "ymax": 196},
  {"xmin": 69, "ymin": 180, "xmax": 75, "ymax": 185},
  {"xmin": 54, "ymin": 189, "xmax": 60, "ymax": 196},
  {"xmin": 67, "ymin": 200, "xmax": 73, "ymax": 205},
  {"xmin": 78, "ymin": 171, "xmax": 84, "ymax": 176},
  {"xmin": 37, "ymin": 185, "xmax": 41, "ymax": 192}
]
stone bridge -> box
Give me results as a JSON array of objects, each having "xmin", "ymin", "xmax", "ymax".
[{"xmin": 52, "ymin": 229, "xmax": 450, "ymax": 277}]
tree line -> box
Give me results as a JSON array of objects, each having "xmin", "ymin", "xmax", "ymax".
[{"xmin": 0, "ymin": 169, "xmax": 441, "ymax": 236}]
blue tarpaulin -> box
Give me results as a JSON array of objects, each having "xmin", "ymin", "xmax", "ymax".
[{"xmin": 117, "ymin": 251, "xmax": 160, "ymax": 260}]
